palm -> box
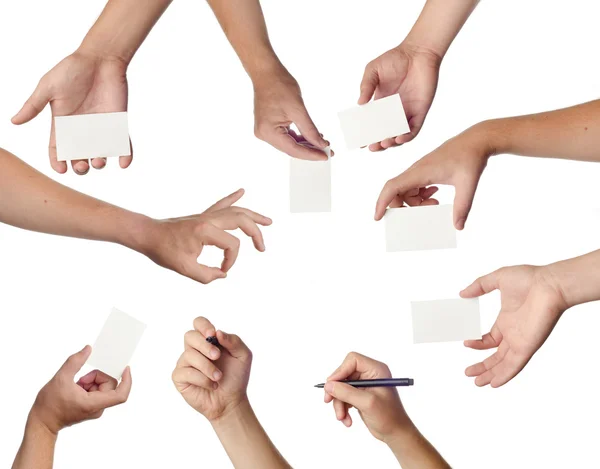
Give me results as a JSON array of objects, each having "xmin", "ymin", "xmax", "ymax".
[{"xmin": 179, "ymin": 355, "xmax": 250, "ymax": 421}]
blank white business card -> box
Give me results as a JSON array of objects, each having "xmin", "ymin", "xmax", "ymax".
[
  {"xmin": 289, "ymin": 147, "xmax": 331, "ymax": 213},
  {"xmin": 412, "ymin": 298, "xmax": 481, "ymax": 344},
  {"xmin": 55, "ymin": 112, "xmax": 130, "ymax": 161},
  {"xmin": 338, "ymin": 94, "xmax": 410, "ymax": 149},
  {"xmin": 385, "ymin": 205, "xmax": 456, "ymax": 252},
  {"xmin": 87, "ymin": 308, "xmax": 146, "ymax": 379}
]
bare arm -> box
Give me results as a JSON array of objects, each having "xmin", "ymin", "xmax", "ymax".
[{"xmin": 12, "ymin": 416, "xmax": 56, "ymax": 469}]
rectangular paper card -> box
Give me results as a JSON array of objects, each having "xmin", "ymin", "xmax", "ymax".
[
  {"xmin": 385, "ymin": 204, "xmax": 456, "ymax": 252},
  {"xmin": 87, "ymin": 307, "xmax": 146, "ymax": 379},
  {"xmin": 338, "ymin": 94, "xmax": 410, "ymax": 149},
  {"xmin": 289, "ymin": 147, "xmax": 331, "ymax": 213},
  {"xmin": 412, "ymin": 298, "xmax": 481, "ymax": 344},
  {"xmin": 54, "ymin": 111, "xmax": 130, "ymax": 161}
]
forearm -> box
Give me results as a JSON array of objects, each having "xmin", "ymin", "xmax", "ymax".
[
  {"xmin": 386, "ymin": 422, "xmax": 450, "ymax": 469},
  {"xmin": 0, "ymin": 148, "xmax": 148, "ymax": 249},
  {"xmin": 211, "ymin": 399, "xmax": 292, "ymax": 469},
  {"xmin": 404, "ymin": 0, "xmax": 480, "ymax": 58},
  {"xmin": 206, "ymin": 0, "xmax": 284, "ymax": 82},
  {"xmin": 78, "ymin": 0, "xmax": 172, "ymax": 64},
  {"xmin": 12, "ymin": 414, "xmax": 57, "ymax": 469},
  {"xmin": 546, "ymin": 249, "xmax": 600, "ymax": 309},
  {"xmin": 484, "ymin": 100, "xmax": 600, "ymax": 162}
]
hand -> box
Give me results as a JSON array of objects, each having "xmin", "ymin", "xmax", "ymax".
[
  {"xmin": 461, "ymin": 265, "xmax": 568, "ymax": 388},
  {"xmin": 172, "ymin": 317, "xmax": 252, "ymax": 421},
  {"xmin": 323, "ymin": 352, "xmax": 411, "ymax": 443},
  {"xmin": 12, "ymin": 50, "xmax": 131, "ymax": 175},
  {"xmin": 359, "ymin": 42, "xmax": 441, "ymax": 151},
  {"xmin": 374, "ymin": 123, "xmax": 493, "ymax": 229},
  {"xmin": 253, "ymin": 65, "xmax": 331, "ymax": 160},
  {"xmin": 29, "ymin": 346, "xmax": 132, "ymax": 435},
  {"xmin": 139, "ymin": 188, "xmax": 272, "ymax": 284}
]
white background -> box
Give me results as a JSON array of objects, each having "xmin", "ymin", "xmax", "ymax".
[{"xmin": 1, "ymin": 0, "xmax": 600, "ymax": 468}]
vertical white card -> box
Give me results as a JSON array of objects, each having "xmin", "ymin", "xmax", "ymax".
[
  {"xmin": 55, "ymin": 112, "xmax": 131, "ymax": 161},
  {"xmin": 289, "ymin": 147, "xmax": 331, "ymax": 213},
  {"xmin": 87, "ymin": 307, "xmax": 146, "ymax": 379},
  {"xmin": 338, "ymin": 94, "xmax": 410, "ymax": 149},
  {"xmin": 385, "ymin": 205, "xmax": 456, "ymax": 252},
  {"xmin": 412, "ymin": 298, "xmax": 481, "ymax": 344}
]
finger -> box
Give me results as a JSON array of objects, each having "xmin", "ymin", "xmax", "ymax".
[
  {"xmin": 375, "ymin": 170, "xmax": 429, "ymax": 221},
  {"xmin": 333, "ymin": 398, "xmax": 346, "ymax": 421},
  {"xmin": 184, "ymin": 329, "xmax": 221, "ymax": 361},
  {"xmin": 341, "ymin": 412, "xmax": 353, "ymax": 427},
  {"xmin": 419, "ymin": 186, "xmax": 439, "ymax": 200},
  {"xmin": 324, "ymin": 381, "xmax": 372, "ymax": 410},
  {"xmin": 178, "ymin": 349, "xmax": 222, "ymax": 382},
  {"xmin": 12, "ymin": 79, "xmax": 51, "ymax": 124},
  {"xmin": 197, "ymin": 222, "xmax": 240, "ymax": 273},
  {"xmin": 227, "ymin": 207, "xmax": 272, "ymax": 227},
  {"xmin": 49, "ymin": 116, "xmax": 67, "ymax": 174},
  {"xmin": 395, "ymin": 133, "xmax": 415, "ymax": 145},
  {"xmin": 185, "ymin": 263, "xmax": 227, "ymax": 285},
  {"xmin": 217, "ymin": 330, "xmax": 251, "ymax": 361},
  {"xmin": 59, "ymin": 345, "xmax": 92, "ymax": 378},
  {"xmin": 328, "ymin": 352, "xmax": 388, "ymax": 381},
  {"xmin": 474, "ymin": 369, "xmax": 494, "ymax": 387},
  {"xmin": 465, "ymin": 361, "xmax": 486, "ymax": 377},
  {"xmin": 205, "ymin": 189, "xmax": 245, "ymax": 213},
  {"xmin": 71, "ymin": 159, "xmax": 90, "ymax": 176},
  {"xmin": 453, "ymin": 175, "xmax": 480, "ymax": 230},
  {"xmin": 490, "ymin": 351, "xmax": 527, "ymax": 388},
  {"xmin": 87, "ymin": 366, "xmax": 132, "ymax": 410},
  {"xmin": 460, "ymin": 270, "xmax": 501, "ymax": 298},
  {"xmin": 368, "ymin": 141, "xmax": 384, "ymax": 152},
  {"xmin": 379, "ymin": 137, "xmax": 398, "ymax": 150},
  {"xmin": 119, "ymin": 138, "xmax": 134, "ymax": 169},
  {"xmin": 270, "ymin": 127, "xmax": 328, "ymax": 161},
  {"xmin": 192, "ymin": 317, "xmax": 217, "ymax": 339},
  {"xmin": 172, "ymin": 366, "xmax": 217, "ymax": 391},
  {"xmin": 90, "ymin": 158, "xmax": 107, "ymax": 170},
  {"xmin": 292, "ymin": 108, "xmax": 328, "ymax": 149},
  {"xmin": 464, "ymin": 325, "xmax": 502, "ymax": 350},
  {"xmin": 211, "ymin": 212, "xmax": 266, "ymax": 252},
  {"xmin": 77, "ymin": 370, "xmax": 117, "ymax": 391},
  {"xmin": 358, "ymin": 65, "xmax": 378, "ymax": 105}
]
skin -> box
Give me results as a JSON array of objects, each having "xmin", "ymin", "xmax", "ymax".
[
  {"xmin": 375, "ymin": 99, "xmax": 600, "ymax": 228},
  {"xmin": 324, "ymin": 352, "xmax": 450, "ymax": 469},
  {"xmin": 462, "ymin": 250, "xmax": 600, "ymax": 388},
  {"xmin": 12, "ymin": 0, "xmax": 172, "ymax": 175},
  {"xmin": 0, "ymin": 147, "xmax": 271, "ymax": 284},
  {"xmin": 173, "ymin": 317, "xmax": 291, "ymax": 469},
  {"xmin": 360, "ymin": 0, "xmax": 480, "ymax": 151},
  {"xmin": 206, "ymin": 0, "xmax": 331, "ymax": 161},
  {"xmin": 12, "ymin": 346, "xmax": 131, "ymax": 469}
]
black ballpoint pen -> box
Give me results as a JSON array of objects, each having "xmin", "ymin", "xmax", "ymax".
[{"xmin": 314, "ymin": 378, "xmax": 414, "ymax": 388}]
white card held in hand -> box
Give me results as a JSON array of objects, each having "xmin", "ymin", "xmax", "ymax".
[
  {"xmin": 87, "ymin": 307, "xmax": 146, "ymax": 379},
  {"xmin": 412, "ymin": 298, "xmax": 481, "ymax": 344},
  {"xmin": 289, "ymin": 147, "xmax": 331, "ymax": 213},
  {"xmin": 338, "ymin": 94, "xmax": 410, "ymax": 149},
  {"xmin": 385, "ymin": 204, "xmax": 456, "ymax": 252},
  {"xmin": 54, "ymin": 112, "xmax": 130, "ymax": 162}
]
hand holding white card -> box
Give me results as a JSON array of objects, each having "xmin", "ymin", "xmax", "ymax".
[
  {"xmin": 412, "ymin": 298, "xmax": 481, "ymax": 344},
  {"xmin": 338, "ymin": 94, "xmax": 409, "ymax": 150},
  {"xmin": 385, "ymin": 204, "xmax": 456, "ymax": 252},
  {"xmin": 289, "ymin": 147, "xmax": 331, "ymax": 213},
  {"xmin": 55, "ymin": 112, "xmax": 130, "ymax": 162},
  {"xmin": 87, "ymin": 308, "xmax": 146, "ymax": 379}
]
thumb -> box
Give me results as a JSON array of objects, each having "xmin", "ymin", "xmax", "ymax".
[
  {"xmin": 59, "ymin": 345, "xmax": 92, "ymax": 378},
  {"xmin": 358, "ymin": 65, "xmax": 378, "ymax": 105},
  {"xmin": 453, "ymin": 175, "xmax": 480, "ymax": 230},
  {"xmin": 292, "ymin": 108, "xmax": 328, "ymax": 149},
  {"xmin": 12, "ymin": 79, "xmax": 51, "ymax": 125},
  {"xmin": 216, "ymin": 330, "xmax": 251, "ymax": 360},
  {"xmin": 324, "ymin": 381, "xmax": 371, "ymax": 410}
]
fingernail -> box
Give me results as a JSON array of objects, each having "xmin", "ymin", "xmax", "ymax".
[
  {"xmin": 210, "ymin": 348, "xmax": 219, "ymax": 359},
  {"xmin": 212, "ymin": 382, "xmax": 219, "ymax": 390},
  {"xmin": 213, "ymin": 370, "xmax": 222, "ymax": 381},
  {"xmin": 324, "ymin": 382, "xmax": 334, "ymax": 393}
]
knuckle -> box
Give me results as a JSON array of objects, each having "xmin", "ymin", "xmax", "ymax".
[{"xmin": 183, "ymin": 330, "xmax": 196, "ymax": 345}]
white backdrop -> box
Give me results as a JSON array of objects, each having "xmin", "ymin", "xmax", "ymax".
[{"xmin": 2, "ymin": 1, "xmax": 600, "ymax": 467}]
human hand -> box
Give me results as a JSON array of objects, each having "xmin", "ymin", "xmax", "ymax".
[
  {"xmin": 172, "ymin": 316, "xmax": 252, "ymax": 422},
  {"xmin": 12, "ymin": 50, "xmax": 131, "ymax": 175},
  {"xmin": 253, "ymin": 65, "xmax": 331, "ymax": 160},
  {"xmin": 461, "ymin": 265, "xmax": 568, "ymax": 388},
  {"xmin": 323, "ymin": 352, "xmax": 411, "ymax": 443},
  {"xmin": 374, "ymin": 123, "xmax": 493, "ymax": 229},
  {"xmin": 138, "ymin": 188, "xmax": 271, "ymax": 284},
  {"xmin": 359, "ymin": 42, "xmax": 441, "ymax": 151},
  {"xmin": 29, "ymin": 345, "xmax": 132, "ymax": 435}
]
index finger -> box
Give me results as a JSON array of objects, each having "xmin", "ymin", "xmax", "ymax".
[
  {"xmin": 198, "ymin": 222, "xmax": 240, "ymax": 272},
  {"xmin": 270, "ymin": 128, "xmax": 328, "ymax": 161},
  {"xmin": 192, "ymin": 316, "xmax": 217, "ymax": 339},
  {"xmin": 328, "ymin": 352, "xmax": 390, "ymax": 382},
  {"xmin": 205, "ymin": 189, "xmax": 246, "ymax": 213},
  {"xmin": 374, "ymin": 170, "xmax": 430, "ymax": 221},
  {"xmin": 86, "ymin": 366, "xmax": 132, "ymax": 411}
]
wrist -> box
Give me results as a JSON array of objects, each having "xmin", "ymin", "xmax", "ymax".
[
  {"xmin": 543, "ymin": 254, "xmax": 598, "ymax": 309},
  {"xmin": 27, "ymin": 408, "xmax": 59, "ymax": 440},
  {"xmin": 398, "ymin": 39, "xmax": 444, "ymax": 67},
  {"xmin": 115, "ymin": 211, "xmax": 157, "ymax": 253},
  {"xmin": 383, "ymin": 418, "xmax": 419, "ymax": 447},
  {"xmin": 77, "ymin": 40, "xmax": 131, "ymax": 67},
  {"xmin": 210, "ymin": 396, "xmax": 253, "ymax": 432},
  {"xmin": 249, "ymin": 58, "xmax": 291, "ymax": 90}
]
